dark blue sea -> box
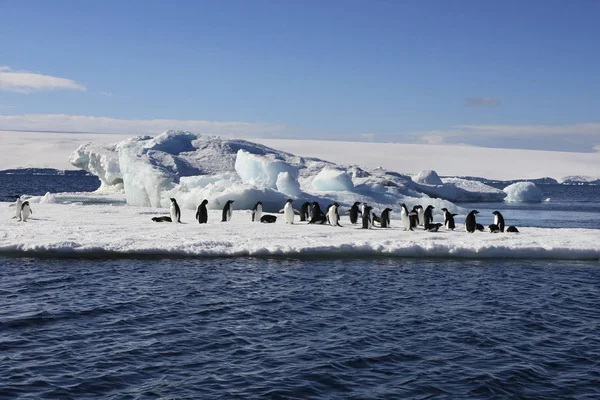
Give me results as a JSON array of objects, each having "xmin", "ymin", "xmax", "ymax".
[{"xmin": 1, "ymin": 172, "xmax": 599, "ymax": 399}]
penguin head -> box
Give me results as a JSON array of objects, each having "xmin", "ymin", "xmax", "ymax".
[
  {"xmin": 286, "ymin": 199, "xmax": 293, "ymax": 203},
  {"xmin": 227, "ymin": 200, "xmax": 234, "ymax": 204},
  {"xmin": 201, "ymin": 199, "xmax": 208, "ymax": 205},
  {"xmin": 256, "ymin": 201, "xmax": 263, "ymax": 205},
  {"xmin": 384, "ymin": 208, "xmax": 392, "ymax": 212},
  {"xmin": 353, "ymin": 201, "xmax": 361, "ymax": 206},
  {"xmin": 22, "ymin": 201, "xmax": 29, "ymax": 207},
  {"xmin": 426, "ymin": 205, "xmax": 435, "ymax": 210},
  {"xmin": 471, "ymin": 210, "xmax": 479, "ymax": 215},
  {"xmin": 441, "ymin": 207, "xmax": 448, "ymax": 212},
  {"xmin": 492, "ymin": 211, "xmax": 500, "ymax": 216},
  {"xmin": 170, "ymin": 198, "xmax": 177, "ymax": 203}
]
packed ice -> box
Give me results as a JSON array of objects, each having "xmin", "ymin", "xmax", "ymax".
[{"xmin": 503, "ymin": 182, "xmax": 543, "ymax": 203}]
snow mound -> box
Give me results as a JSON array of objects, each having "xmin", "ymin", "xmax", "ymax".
[
  {"xmin": 412, "ymin": 169, "xmax": 443, "ymax": 185},
  {"xmin": 312, "ymin": 167, "xmax": 354, "ymax": 191},
  {"xmin": 503, "ymin": 182, "xmax": 543, "ymax": 203}
]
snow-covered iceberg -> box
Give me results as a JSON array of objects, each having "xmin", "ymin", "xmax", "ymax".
[
  {"xmin": 69, "ymin": 131, "xmax": 506, "ymax": 213},
  {"xmin": 411, "ymin": 169, "xmax": 506, "ymax": 202},
  {"xmin": 503, "ymin": 182, "xmax": 543, "ymax": 203}
]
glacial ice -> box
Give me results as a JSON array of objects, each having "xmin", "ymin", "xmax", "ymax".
[
  {"xmin": 69, "ymin": 130, "xmax": 508, "ymax": 213},
  {"xmin": 412, "ymin": 169, "xmax": 443, "ymax": 185},
  {"xmin": 503, "ymin": 182, "xmax": 543, "ymax": 203}
]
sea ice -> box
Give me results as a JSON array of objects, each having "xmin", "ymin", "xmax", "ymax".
[{"xmin": 503, "ymin": 182, "xmax": 543, "ymax": 203}]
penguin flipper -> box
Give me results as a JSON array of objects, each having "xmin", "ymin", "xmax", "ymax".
[{"xmin": 278, "ymin": 209, "xmax": 285, "ymax": 213}]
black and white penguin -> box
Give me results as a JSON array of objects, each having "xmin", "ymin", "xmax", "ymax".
[
  {"xmin": 426, "ymin": 223, "xmax": 443, "ymax": 232},
  {"xmin": 410, "ymin": 206, "xmax": 420, "ymax": 229},
  {"xmin": 12, "ymin": 196, "xmax": 22, "ymax": 219},
  {"xmin": 380, "ymin": 208, "xmax": 392, "ymax": 228},
  {"xmin": 423, "ymin": 205, "xmax": 434, "ymax": 229},
  {"xmin": 506, "ymin": 226, "xmax": 519, "ymax": 233},
  {"xmin": 441, "ymin": 208, "xmax": 457, "ymax": 230},
  {"xmin": 221, "ymin": 200, "xmax": 234, "ymax": 222},
  {"xmin": 372, "ymin": 213, "xmax": 381, "ymax": 226},
  {"xmin": 465, "ymin": 210, "xmax": 479, "ymax": 233},
  {"xmin": 252, "ymin": 201, "xmax": 263, "ymax": 222},
  {"xmin": 348, "ymin": 201, "xmax": 362, "ymax": 224},
  {"xmin": 362, "ymin": 206, "xmax": 373, "ymax": 229},
  {"xmin": 152, "ymin": 216, "xmax": 172, "ymax": 222},
  {"xmin": 399, "ymin": 203, "xmax": 414, "ymax": 231},
  {"xmin": 299, "ymin": 202, "xmax": 311, "ymax": 222},
  {"xmin": 308, "ymin": 201, "xmax": 327, "ymax": 224},
  {"xmin": 416, "ymin": 205, "xmax": 425, "ymax": 227},
  {"xmin": 476, "ymin": 223, "xmax": 485, "ymax": 232},
  {"xmin": 327, "ymin": 202, "xmax": 342, "ymax": 227},
  {"xmin": 492, "ymin": 211, "xmax": 505, "ymax": 232},
  {"xmin": 20, "ymin": 201, "xmax": 32, "ymax": 222},
  {"xmin": 281, "ymin": 199, "xmax": 297, "ymax": 224},
  {"xmin": 196, "ymin": 199, "xmax": 208, "ymax": 224},
  {"xmin": 260, "ymin": 215, "xmax": 277, "ymax": 223},
  {"xmin": 488, "ymin": 224, "xmax": 500, "ymax": 233},
  {"xmin": 169, "ymin": 198, "xmax": 181, "ymax": 223}
]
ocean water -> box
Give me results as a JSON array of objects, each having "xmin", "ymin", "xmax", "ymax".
[{"xmin": 1, "ymin": 173, "xmax": 600, "ymax": 399}]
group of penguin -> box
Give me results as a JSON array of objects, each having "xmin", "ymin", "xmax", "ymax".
[
  {"xmin": 9, "ymin": 196, "xmax": 33, "ymax": 222},
  {"xmin": 154, "ymin": 198, "xmax": 520, "ymax": 233}
]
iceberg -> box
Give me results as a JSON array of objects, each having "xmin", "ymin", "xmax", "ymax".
[
  {"xmin": 503, "ymin": 182, "xmax": 543, "ymax": 203},
  {"xmin": 411, "ymin": 169, "xmax": 506, "ymax": 202}
]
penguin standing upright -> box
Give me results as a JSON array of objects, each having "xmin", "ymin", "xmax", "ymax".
[
  {"xmin": 492, "ymin": 211, "xmax": 505, "ymax": 232},
  {"xmin": 20, "ymin": 201, "xmax": 32, "ymax": 222},
  {"xmin": 196, "ymin": 199, "xmax": 208, "ymax": 224},
  {"xmin": 348, "ymin": 201, "xmax": 362, "ymax": 224},
  {"xmin": 399, "ymin": 203, "xmax": 414, "ymax": 231},
  {"xmin": 252, "ymin": 201, "xmax": 263, "ymax": 222},
  {"xmin": 299, "ymin": 202, "xmax": 311, "ymax": 222},
  {"xmin": 308, "ymin": 201, "xmax": 327, "ymax": 224},
  {"xmin": 423, "ymin": 205, "xmax": 435, "ymax": 229},
  {"xmin": 441, "ymin": 208, "xmax": 457, "ymax": 230},
  {"xmin": 465, "ymin": 210, "xmax": 479, "ymax": 233},
  {"xmin": 327, "ymin": 202, "xmax": 342, "ymax": 227},
  {"xmin": 169, "ymin": 198, "xmax": 181, "ymax": 223},
  {"xmin": 417, "ymin": 205, "xmax": 425, "ymax": 227},
  {"xmin": 13, "ymin": 196, "xmax": 22, "ymax": 220},
  {"xmin": 281, "ymin": 199, "xmax": 296, "ymax": 224},
  {"xmin": 410, "ymin": 206, "xmax": 420, "ymax": 229},
  {"xmin": 380, "ymin": 208, "xmax": 392, "ymax": 228},
  {"xmin": 222, "ymin": 200, "xmax": 234, "ymax": 222},
  {"xmin": 362, "ymin": 206, "xmax": 373, "ymax": 229}
]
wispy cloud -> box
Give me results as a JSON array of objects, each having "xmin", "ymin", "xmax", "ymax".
[
  {"xmin": 464, "ymin": 97, "xmax": 500, "ymax": 107},
  {"xmin": 100, "ymin": 91, "xmax": 112, "ymax": 97},
  {"xmin": 0, "ymin": 66, "xmax": 86, "ymax": 93},
  {"xmin": 0, "ymin": 105, "xmax": 16, "ymax": 109},
  {"xmin": 0, "ymin": 114, "xmax": 288, "ymax": 137}
]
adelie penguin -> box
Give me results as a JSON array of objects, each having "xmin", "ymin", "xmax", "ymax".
[
  {"xmin": 169, "ymin": 198, "xmax": 181, "ymax": 223},
  {"xmin": 399, "ymin": 203, "xmax": 416, "ymax": 231},
  {"xmin": 20, "ymin": 201, "xmax": 32, "ymax": 222},
  {"xmin": 441, "ymin": 208, "xmax": 457, "ymax": 230},
  {"xmin": 299, "ymin": 202, "xmax": 311, "ymax": 222},
  {"xmin": 252, "ymin": 201, "xmax": 263, "ymax": 222},
  {"xmin": 423, "ymin": 205, "xmax": 434, "ymax": 229},
  {"xmin": 475, "ymin": 223, "xmax": 485, "ymax": 232},
  {"xmin": 196, "ymin": 199, "xmax": 208, "ymax": 224},
  {"xmin": 280, "ymin": 199, "xmax": 298, "ymax": 224},
  {"xmin": 12, "ymin": 196, "xmax": 22, "ymax": 220},
  {"xmin": 348, "ymin": 201, "xmax": 362, "ymax": 224},
  {"xmin": 465, "ymin": 210, "xmax": 479, "ymax": 233},
  {"xmin": 426, "ymin": 223, "xmax": 443, "ymax": 232},
  {"xmin": 506, "ymin": 226, "xmax": 519, "ymax": 233},
  {"xmin": 488, "ymin": 224, "xmax": 500, "ymax": 233},
  {"xmin": 409, "ymin": 206, "xmax": 420, "ymax": 229},
  {"xmin": 380, "ymin": 208, "xmax": 392, "ymax": 228},
  {"xmin": 152, "ymin": 216, "xmax": 172, "ymax": 222},
  {"xmin": 416, "ymin": 205, "xmax": 425, "ymax": 227},
  {"xmin": 221, "ymin": 200, "xmax": 234, "ymax": 222},
  {"xmin": 362, "ymin": 205, "xmax": 374, "ymax": 229},
  {"xmin": 260, "ymin": 215, "xmax": 277, "ymax": 223},
  {"xmin": 308, "ymin": 201, "xmax": 327, "ymax": 224},
  {"xmin": 492, "ymin": 211, "xmax": 505, "ymax": 232},
  {"xmin": 327, "ymin": 202, "xmax": 342, "ymax": 227}
]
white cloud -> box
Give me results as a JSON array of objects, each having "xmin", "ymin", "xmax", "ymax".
[
  {"xmin": 0, "ymin": 66, "xmax": 86, "ymax": 93},
  {"xmin": 0, "ymin": 114, "xmax": 287, "ymax": 137},
  {"xmin": 464, "ymin": 97, "xmax": 500, "ymax": 107},
  {"xmin": 100, "ymin": 91, "xmax": 112, "ymax": 97}
]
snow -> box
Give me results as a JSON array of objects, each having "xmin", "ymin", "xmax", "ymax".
[
  {"xmin": 1, "ymin": 202, "xmax": 598, "ymax": 261},
  {"xmin": 311, "ymin": 167, "xmax": 354, "ymax": 191},
  {"xmin": 2, "ymin": 130, "xmax": 600, "ymax": 182},
  {"xmin": 503, "ymin": 182, "xmax": 543, "ymax": 203},
  {"xmin": 410, "ymin": 170, "xmax": 506, "ymax": 202},
  {"xmin": 412, "ymin": 169, "xmax": 443, "ymax": 185}
]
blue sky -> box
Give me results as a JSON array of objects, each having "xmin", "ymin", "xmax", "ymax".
[{"xmin": 1, "ymin": 0, "xmax": 599, "ymax": 151}]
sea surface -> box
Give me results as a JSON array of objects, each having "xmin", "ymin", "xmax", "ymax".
[{"xmin": 1, "ymin": 172, "xmax": 599, "ymax": 399}]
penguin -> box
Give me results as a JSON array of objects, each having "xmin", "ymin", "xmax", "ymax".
[
  {"xmin": 423, "ymin": 206, "xmax": 435, "ymax": 229},
  {"xmin": 348, "ymin": 201, "xmax": 362, "ymax": 224},
  {"xmin": 372, "ymin": 213, "xmax": 381, "ymax": 226},
  {"xmin": 362, "ymin": 206, "xmax": 373, "ymax": 229},
  {"xmin": 281, "ymin": 199, "xmax": 296, "ymax": 224},
  {"xmin": 476, "ymin": 223, "xmax": 485, "ymax": 232},
  {"xmin": 221, "ymin": 200, "xmax": 234, "ymax": 222},
  {"xmin": 196, "ymin": 199, "xmax": 208, "ymax": 224},
  {"xmin": 426, "ymin": 223, "xmax": 443, "ymax": 232},
  {"xmin": 465, "ymin": 210, "xmax": 479, "ymax": 233},
  {"xmin": 20, "ymin": 201, "xmax": 32, "ymax": 222},
  {"xmin": 409, "ymin": 206, "xmax": 420, "ymax": 229},
  {"xmin": 152, "ymin": 216, "xmax": 172, "ymax": 222},
  {"xmin": 488, "ymin": 224, "xmax": 500, "ymax": 233},
  {"xmin": 13, "ymin": 196, "xmax": 22, "ymax": 219},
  {"xmin": 252, "ymin": 201, "xmax": 263, "ymax": 222},
  {"xmin": 441, "ymin": 208, "xmax": 457, "ymax": 230},
  {"xmin": 308, "ymin": 201, "xmax": 327, "ymax": 224},
  {"xmin": 399, "ymin": 203, "xmax": 414, "ymax": 231},
  {"xmin": 327, "ymin": 202, "xmax": 342, "ymax": 227},
  {"xmin": 360, "ymin": 203, "xmax": 367, "ymax": 219},
  {"xmin": 299, "ymin": 202, "xmax": 311, "ymax": 222},
  {"xmin": 506, "ymin": 226, "xmax": 519, "ymax": 233},
  {"xmin": 417, "ymin": 205, "xmax": 425, "ymax": 227},
  {"xmin": 492, "ymin": 211, "xmax": 505, "ymax": 232},
  {"xmin": 260, "ymin": 215, "xmax": 277, "ymax": 223},
  {"xmin": 169, "ymin": 198, "xmax": 181, "ymax": 223},
  {"xmin": 380, "ymin": 208, "xmax": 392, "ymax": 228}
]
